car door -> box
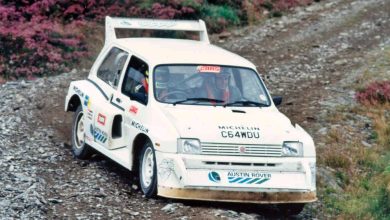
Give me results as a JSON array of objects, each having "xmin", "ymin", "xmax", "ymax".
[
  {"xmin": 92, "ymin": 46, "xmax": 129, "ymax": 149},
  {"xmin": 110, "ymin": 55, "xmax": 151, "ymax": 149}
]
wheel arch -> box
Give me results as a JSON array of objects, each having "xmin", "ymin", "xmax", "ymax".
[
  {"xmin": 67, "ymin": 94, "xmax": 82, "ymax": 112},
  {"xmin": 132, "ymin": 133, "xmax": 152, "ymax": 172}
]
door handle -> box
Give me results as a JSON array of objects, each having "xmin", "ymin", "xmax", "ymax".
[{"xmin": 115, "ymin": 98, "xmax": 121, "ymax": 103}]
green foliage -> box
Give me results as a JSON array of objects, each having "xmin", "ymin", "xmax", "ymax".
[
  {"xmin": 369, "ymin": 186, "xmax": 390, "ymax": 219},
  {"xmin": 182, "ymin": 0, "xmax": 203, "ymax": 10},
  {"xmin": 335, "ymin": 171, "xmax": 349, "ymax": 187},
  {"xmin": 200, "ymin": 4, "xmax": 240, "ymax": 32},
  {"xmin": 322, "ymin": 187, "xmax": 342, "ymax": 214},
  {"xmin": 202, "ymin": 4, "xmax": 239, "ymax": 24},
  {"xmin": 331, "ymin": 153, "xmax": 390, "ymax": 218},
  {"xmin": 369, "ymin": 130, "xmax": 379, "ymax": 141}
]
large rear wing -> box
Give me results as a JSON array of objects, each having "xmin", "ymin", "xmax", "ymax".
[{"xmin": 105, "ymin": 16, "xmax": 209, "ymax": 44}]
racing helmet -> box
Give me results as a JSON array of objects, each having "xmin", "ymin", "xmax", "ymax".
[{"xmin": 155, "ymin": 67, "xmax": 170, "ymax": 89}]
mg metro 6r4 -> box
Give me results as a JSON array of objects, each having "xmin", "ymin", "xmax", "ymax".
[{"xmin": 65, "ymin": 17, "xmax": 316, "ymax": 215}]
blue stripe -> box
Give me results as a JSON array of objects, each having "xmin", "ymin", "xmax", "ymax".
[
  {"xmin": 238, "ymin": 178, "xmax": 252, "ymax": 183},
  {"xmin": 247, "ymin": 178, "xmax": 260, "ymax": 184},
  {"xmin": 229, "ymin": 177, "xmax": 242, "ymax": 183},
  {"xmin": 256, "ymin": 178, "xmax": 270, "ymax": 184}
]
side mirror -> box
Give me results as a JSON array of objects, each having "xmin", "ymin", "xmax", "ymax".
[{"xmin": 272, "ymin": 96, "xmax": 282, "ymax": 106}]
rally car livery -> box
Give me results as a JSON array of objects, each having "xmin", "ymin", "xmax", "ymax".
[{"xmin": 65, "ymin": 16, "xmax": 316, "ymax": 215}]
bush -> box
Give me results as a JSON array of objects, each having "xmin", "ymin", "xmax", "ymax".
[
  {"xmin": 0, "ymin": 0, "xmax": 315, "ymax": 80},
  {"xmin": 355, "ymin": 81, "xmax": 390, "ymax": 105},
  {"xmin": 0, "ymin": 1, "xmax": 88, "ymax": 79},
  {"xmin": 201, "ymin": 4, "xmax": 240, "ymax": 33}
]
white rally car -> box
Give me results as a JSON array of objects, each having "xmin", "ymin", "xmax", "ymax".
[{"xmin": 65, "ymin": 17, "xmax": 316, "ymax": 214}]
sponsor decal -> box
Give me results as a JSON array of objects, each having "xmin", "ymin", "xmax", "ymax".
[
  {"xmin": 259, "ymin": 94, "xmax": 267, "ymax": 101},
  {"xmin": 73, "ymin": 86, "xmax": 84, "ymax": 98},
  {"xmin": 197, "ymin": 65, "xmax": 221, "ymax": 73},
  {"xmin": 84, "ymin": 95, "xmax": 91, "ymax": 109},
  {"xmin": 86, "ymin": 109, "xmax": 93, "ymax": 120},
  {"xmin": 158, "ymin": 159, "xmax": 175, "ymax": 182},
  {"xmin": 120, "ymin": 21, "xmax": 131, "ymax": 26},
  {"xmin": 97, "ymin": 113, "xmax": 106, "ymax": 126},
  {"xmin": 129, "ymin": 105, "xmax": 138, "ymax": 114},
  {"xmin": 90, "ymin": 125, "xmax": 107, "ymax": 144},
  {"xmin": 131, "ymin": 120, "xmax": 149, "ymax": 133},
  {"xmin": 218, "ymin": 125, "xmax": 260, "ymax": 139},
  {"xmin": 208, "ymin": 171, "xmax": 221, "ymax": 183},
  {"xmin": 227, "ymin": 171, "xmax": 271, "ymax": 185},
  {"xmin": 138, "ymin": 20, "xmax": 176, "ymax": 28}
]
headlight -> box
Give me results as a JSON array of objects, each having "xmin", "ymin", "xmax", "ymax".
[
  {"xmin": 282, "ymin": 141, "xmax": 303, "ymax": 157},
  {"xmin": 178, "ymin": 139, "xmax": 201, "ymax": 154}
]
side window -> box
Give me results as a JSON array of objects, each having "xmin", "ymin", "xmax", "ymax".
[
  {"xmin": 122, "ymin": 56, "xmax": 149, "ymax": 105},
  {"xmin": 97, "ymin": 47, "xmax": 128, "ymax": 89}
]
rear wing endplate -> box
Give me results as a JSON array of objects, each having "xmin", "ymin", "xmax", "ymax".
[{"xmin": 105, "ymin": 16, "xmax": 209, "ymax": 44}]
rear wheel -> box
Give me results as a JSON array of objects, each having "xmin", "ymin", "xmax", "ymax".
[
  {"xmin": 139, "ymin": 141, "xmax": 157, "ymax": 198},
  {"xmin": 277, "ymin": 203, "xmax": 305, "ymax": 216},
  {"xmin": 71, "ymin": 105, "xmax": 93, "ymax": 159}
]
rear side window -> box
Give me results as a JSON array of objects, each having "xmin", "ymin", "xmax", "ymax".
[
  {"xmin": 97, "ymin": 47, "xmax": 128, "ymax": 89},
  {"xmin": 122, "ymin": 56, "xmax": 149, "ymax": 105}
]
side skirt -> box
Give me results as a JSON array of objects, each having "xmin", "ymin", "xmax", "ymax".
[{"xmin": 86, "ymin": 139, "xmax": 131, "ymax": 170}]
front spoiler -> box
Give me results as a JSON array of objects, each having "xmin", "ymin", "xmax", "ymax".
[{"xmin": 158, "ymin": 187, "xmax": 317, "ymax": 204}]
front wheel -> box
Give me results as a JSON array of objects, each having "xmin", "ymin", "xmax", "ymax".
[
  {"xmin": 139, "ymin": 141, "xmax": 158, "ymax": 198},
  {"xmin": 71, "ymin": 105, "xmax": 93, "ymax": 159}
]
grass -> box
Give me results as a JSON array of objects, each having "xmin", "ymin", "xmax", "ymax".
[
  {"xmin": 319, "ymin": 47, "xmax": 390, "ymax": 218},
  {"xmin": 320, "ymin": 105, "xmax": 390, "ymax": 219}
]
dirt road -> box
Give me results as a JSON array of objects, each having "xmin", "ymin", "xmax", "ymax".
[{"xmin": 1, "ymin": 0, "xmax": 389, "ymax": 218}]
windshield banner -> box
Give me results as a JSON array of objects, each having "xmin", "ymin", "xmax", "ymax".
[{"xmin": 197, "ymin": 65, "xmax": 221, "ymax": 73}]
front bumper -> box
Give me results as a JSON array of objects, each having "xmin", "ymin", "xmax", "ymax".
[
  {"xmin": 155, "ymin": 151, "xmax": 316, "ymax": 203},
  {"xmin": 159, "ymin": 187, "xmax": 316, "ymax": 203}
]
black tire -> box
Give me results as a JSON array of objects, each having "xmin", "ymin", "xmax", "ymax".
[
  {"xmin": 139, "ymin": 141, "xmax": 157, "ymax": 198},
  {"xmin": 71, "ymin": 105, "xmax": 93, "ymax": 159},
  {"xmin": 277, "ymin": 203, "xmax": 305, "ymax": 216}
]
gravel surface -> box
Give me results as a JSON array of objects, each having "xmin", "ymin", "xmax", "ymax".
[{"xmin": 1, "ymin": 0, "xmax": 389, "ymax": 219}]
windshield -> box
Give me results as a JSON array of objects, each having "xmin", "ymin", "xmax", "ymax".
[{"xmin": 153, "ymin": 65, "xmax": 271, "ymax": 107}]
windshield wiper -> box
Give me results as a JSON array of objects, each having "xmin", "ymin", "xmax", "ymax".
[
  {"xmin": 223, "ymin": 100, "xmax": 269, "ymax": 107},
  {"xmin": 173, "ymin": 98, "xmax": 225, "ymax": 105}
]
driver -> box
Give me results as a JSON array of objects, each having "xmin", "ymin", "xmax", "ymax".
[
  {"xmin": 155, "ymin": 67, "xmax": 170, "ymax": 101},
  {"xmin": 197, "ymin": 71, "xmax": 241, "ymax": 103}
]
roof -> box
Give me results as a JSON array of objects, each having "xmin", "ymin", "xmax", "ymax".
[{"xmin": 114, "ymin": 38, "xmax": 256, "ymax": 69}]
